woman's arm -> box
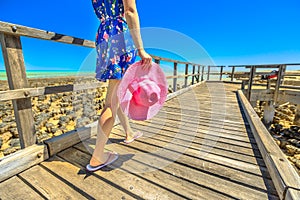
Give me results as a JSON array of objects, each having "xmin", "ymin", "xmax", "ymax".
[{"xmin": 123, "ymin": 0, "xmax": 152, "ymax": 67}]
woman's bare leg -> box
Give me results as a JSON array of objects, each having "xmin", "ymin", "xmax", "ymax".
[
  {"xmin": 117, "ymin": 106, "xmax": 138, "ymax": 141},
  {"xmin": 89, "ymin": 79, "xmax": 120, "ymax": 166}
]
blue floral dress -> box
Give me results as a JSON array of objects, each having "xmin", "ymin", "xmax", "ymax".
[{"xmin": 92, "ymin": 0, "xmax": 137, "ymax": 82}]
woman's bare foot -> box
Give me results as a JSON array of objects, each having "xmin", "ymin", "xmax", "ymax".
[
  {"xmin": 124, "ymin": 131, "xmax": 143, "ymax": 144},
  {"xmin": 89, "ymin": 151, "xmax": 111, "ymax": 167}
]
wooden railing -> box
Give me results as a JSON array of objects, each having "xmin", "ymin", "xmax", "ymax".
[
  {"xmin": 0, "ymin": 21, "xmax": 204, "ymax": 150},
  {"xmin": 1, "ymin": 21, "xmax": 300, "ymax": 197},
  {"xmin": 1, "ymin": 20, "xmax": 300, "ymax": 151}
]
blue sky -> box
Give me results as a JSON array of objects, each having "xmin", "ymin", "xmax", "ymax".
[{"xmin": 0, "ymin": 0, "xmax": 300, "ymax": 71}]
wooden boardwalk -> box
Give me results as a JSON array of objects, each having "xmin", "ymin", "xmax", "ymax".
[{"xmin": 0, "ymin": 82, "xmax": 279, "ymax": 200}]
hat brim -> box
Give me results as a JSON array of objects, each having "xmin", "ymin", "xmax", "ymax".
[{"xmin": 118, "ymin": 61, "xmax": 168, "ymax": 120}]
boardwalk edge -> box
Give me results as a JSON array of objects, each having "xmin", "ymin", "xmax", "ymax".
[{"xmin": 237, "ymin": 90, "xmax": 300, "ymax": 200}]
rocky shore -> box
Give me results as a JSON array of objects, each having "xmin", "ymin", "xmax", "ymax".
[
  {"xmin": 254, "ymin": 102, "xmax": 300, "ymax": 174},
  {"xmin": 0, "ymin": 76, "xmax": 107, "ymax": 158},
  {"xmin": 0, "ymin": 76, "xmax": 187, "ymax": 158}
]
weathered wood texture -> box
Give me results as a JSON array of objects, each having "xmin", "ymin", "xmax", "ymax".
[
  {"xmin": 250, "ymin": 89, "xmax": 300, "ymax": 105},
  {"xmin": 238, "ymin": 90, "xmax": 300, "ymax": 200},
  {"xmin": 0, "ymin": 33, "xmax": 35, "ymax": 148},
  {"xmin": 44, "ymin": 125, "xmax": 98, "ymax": 157},
  {"xmin": 0, "ymin": 81, "xmax": 108, "ymax": 101},
  {"xmin": 0, "ymin": 83, "xmax": 279, "ymax": 199},
  {"xmin": 0, "ymin": 144, "xmax": 49, "ymax": 182},
  {"xmin": 0, "ymin": 21, "xmax": 95, "ymax": 48}
]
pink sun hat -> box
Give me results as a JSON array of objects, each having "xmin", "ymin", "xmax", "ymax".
[{"xmin": 117, "ymin": 61, "xmax": 168, "ymax": 120}]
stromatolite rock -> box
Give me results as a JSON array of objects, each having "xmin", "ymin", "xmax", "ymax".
[
  {"xmin": 2, "ymin": 116, "xmax": 13, "ymax": 123},
  {"xmin": 9, "ymin": 127, "xmax": 18, "ymax": 138},
  {"xmin": 38, "ymin": 95, "xmax": 46, "ymax": 101},
  {"xmin": 0, "ymin": 123, "xmax": 9, "ymax": 133},
  {"xmin": 288, "ymin": 139, "xmax": 298, "ymax": 146},
  {"xmin": 45, "ymin": 123, "xmax": 54, "ymax": 132},
  {"xmin": 0, "ymin": 137, "xmax": 3, "ymax": 149},
  {"xmin": 50, "ymin": 95, "xmax": 58, "ymax": 102},
  {"xmin": 3, "ymin": 147, "xmax": 17, "ymax": 156},
  {"xmin": 1, "ymin": 132, "xmax": 12, "ymax": 143},
  {"xmin": 62, "ymin": 96, "xmax": 72, "ymax": 103},
  {"xmin": 10, "ymin": 138, "xmax": 20, "ymax": 148},
  {"xmin": 37, "ymin": 104, "xmax": 50, "ymax": 111},
  {"xmin": 286, "ymin": 145, "xmax": 300, "ymax": 156},
  {"xmin": 77, "ymin": 117, "xmax": 90, "ymax": 127},
  {"xmin": 278, "ymin": 139, "xmax": 289, "ymax": 149}
]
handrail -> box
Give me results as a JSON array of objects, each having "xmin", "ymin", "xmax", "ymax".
[{"xmin": 0, "ymin": 20, "xmax": 204, "ymax": 149}]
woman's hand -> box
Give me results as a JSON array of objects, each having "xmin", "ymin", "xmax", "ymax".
[{"xmin": 138, "ymin": 49, "xmax": 152, "ymax": 69}]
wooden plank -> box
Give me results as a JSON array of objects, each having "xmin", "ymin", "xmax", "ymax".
[
  {"xmin": 220, "ymin": 66, "xmax": 224, "ymax": 80},
  {"xmin": 0, "ymin": 176, "xmax": 43, "ymax": 199},
  {"xmin": 237, "ymin": 90, "xmax": 300, "ymax": 199},
  {"xmin": 0, "ymin": 21, "xmax": 95, "ymax": 48},
  {"xmin": 207, "ymin": 66, "xmax": 211, "ymax": 80},
  {"xmin": 41, "ymin": 156, "xmax": 137, "ymax": 200},
  {"xmin": 151, "ymin": 54, "xmax": 202, "ymax": 66},
  {"xmin": 201, "ymin": 66, "xmax": 205, "ymax": 81},
  {"xmin": 0, "ymin": 82, "xmax": 108, "ymax": 102},
  {"xmin": 294, "ymin": 104, "xmax": 300, "ymax": 126},
  {"xmin": 231, "ymin": 66, "xmax": 236, "ymax": 81},
  {"xmin": 59, "ymin": 147, "xmax": 210, "ymax": 199},
  {"xmin": 173, "ymin": 62, "xmax": 178, "ymax": 92},
  {"xmin": 184, "ymin": 64, "xmax": 189, "ymax": 87},
  {"xmin": 44, "ymin": 123, "xmax": 98, "ymax": 156},
  {"xmin": 76, "ymin": 133, "xmax": 278, "ymax": 199},
  {"xmin": 277, "ymin": 90, "xmax": 300, "ymax": 105},
  {"xmin": 0, "ymin": 33, "xmax": 35, "ymax": 148},
  {"xmin": 0, "ymin": 144, "xmax": 49, "ymax": 182},
  {"xmin": 274, "ymin": 65, "xmax": 286, "ymax": 103},
  {"xmin": 113, "ymin": 125, "xmax": 264, "ymax": 167},
  {"xmin": 113, "ymin": 125, "xmax": 267, "ymax": 172},
  {"xmin": 192, "ymin": 65, "xmax": 196, "ymax": 84},
  {"xmin": 19, "ymin": 165, "xmax": 87, "ymax": 199},
  {"xmin": 247, "ymin": 66, "xmax": 256, "ymax": 100}
]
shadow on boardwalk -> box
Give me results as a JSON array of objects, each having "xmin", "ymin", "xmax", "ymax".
[{"xmin": 0, "ymin": 83, "xmax": 279, "ymax": 200}]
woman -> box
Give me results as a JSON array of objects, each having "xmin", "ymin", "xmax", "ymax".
[{"xmin": 87, "ymin": 0, "xmax": 152, "ymax": 171}]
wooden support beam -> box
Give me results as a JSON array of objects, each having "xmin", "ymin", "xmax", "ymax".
[
  {"xmin": 184, "ymin": 64, "xmax": 188, "ymax": 87},
  {"xmin": 219, "ymin": 66, "xmax": 224, "ymax": 81},
  {"xmin": 0, "ymin": 33, "xmax": 36, "ymax": 148},
  {"xmin": 173, "ymin": 62, "xmax": 178, "ymax": 92},
  {"xmin": 201, "ymin": 66, "xmax": 205, "ymax": 81},
  {"xmin": 207, "ymin": 66, "xmax": 211, "ymax": 81},
  {"xmin": 294, "ymin": 104, "xmax": 300, "ymax": 126},
  {"xmin": 197, "ymin": 65, "xmax": 201, "ymax": 83},
  {"xmin": 247, "ymin": 66, "xmax": 256, "ymax": 100},
  {"xmin": 274, "ymin": 65, "xmax": 286, "ymax": 104},
  {"xmin": 231, "ymin": 66, "xmax": 235, "ymax": 81},
  {"xmin": 44, "ymin": 125, "xmax": 97, "ymax": 157},
  {"xmin": 192, "ymin": 65, "xmax": 196, "ymax": 85}
]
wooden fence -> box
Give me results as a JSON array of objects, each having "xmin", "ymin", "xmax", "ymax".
[{"xmin": 0, "ymin": 21, "xmax": 204, "ymax": 150}]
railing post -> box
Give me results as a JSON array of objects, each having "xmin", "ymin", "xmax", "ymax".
[
  {"xmin": 192, "ymin": 65, "xmax": 195, "ymax": 85},
  {"xmin": 154, "ymin": 59, "xmax": 160, "ymax": 64},
  {"xmin": 173, "ymin": 62, "xmax": 178, "ymax": 92},
  {"xmin": 184, "ymin": 64, "xmax": 188, "ymax": 88},
  {"xmin": 201, "ymin": 66, "xmax": 205, "ymax": 81},
  {"xmin": 0, "ymin": 33, "xmax": 36, "ymax": 148},
  {"xmin": 231, "ymin": 66, "xmax": 235, "ymax": 82},
  {"xmin": 273, "ymin": 64, "xmax": 286, "ymax": 104},
  {"xmin": 219, "ymin": 66, "xmax": 224, "ymax": 81},
  {"xmin": 207, "ymin": 66, "xmax": 211, "ymax": 81},
  {"xmin": 197, "ymin": 65, "xmax": 201, "ymax": 83},
  {"xmin": 247, "ymin": 66, "xmax": 256, "ymax": 100}
]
